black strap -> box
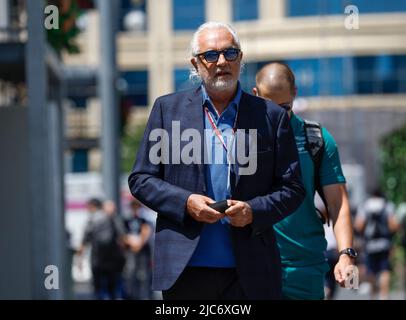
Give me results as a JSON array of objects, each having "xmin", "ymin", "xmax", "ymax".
[{"xmin": 304, "ymin": 120, "xmax": 329, "ymax": 226}]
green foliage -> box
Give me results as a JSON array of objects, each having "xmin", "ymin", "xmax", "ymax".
[
  {"xmin": 121, "ymin": 118, "xmax": 148, "ymax": 174},
  {"xmin": 379, "ymin": 121, "xmax": 406, "ymax": 204},
  {"xmin": 46, "ymin": 0, "xmax": 82, "ymax": 54}
]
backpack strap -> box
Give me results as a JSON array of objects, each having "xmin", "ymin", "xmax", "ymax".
[{"xmin": 303, "ymin": 119, "xmax": 330, "ymax": 226}]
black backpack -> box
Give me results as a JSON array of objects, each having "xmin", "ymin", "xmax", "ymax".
[
  {"xmin": 364, "ymin": 203, "xmax": 391, "ymax": 241},
  {"xmin": 303, "ymin": 119, "xmax": 330, "ymax": 226},
  {"xmin": 93, "ymin": 216, "xmax": 126, "ymax": 270}
]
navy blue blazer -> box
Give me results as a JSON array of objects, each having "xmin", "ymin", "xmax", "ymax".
[{"xmin": 128, "ymin": 87, "xmax": 305, "ymax": 299}]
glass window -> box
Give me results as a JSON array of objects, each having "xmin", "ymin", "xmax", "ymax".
[
  {"xmin": 355, "ymin": 55, "xmax": 406, "ymax": 94},
  {"xmin": 354, "ymin": 56, "xmax": 374, "ymax": 94},
  {"xmin": 394, "ymin": 55, "xmax": 406, "ymax": 93},
  {"xmin": 285, "ymin": 54, "xmax": 406, "ymax": 96},
  {"xmin": 70, "ymin": 97, "xmax": 88, "ymax": 109},
  {"xmin": 173, "ymin": 0, "xmax": 205, "ymax": 31},
  {"xmin": 287, "ymin": 0, "xmax": 406, "ymax": 17},
  {"xmin": 233, "ymin": 0, "xmax": 258, "ymax": 21},
  {"xmin": 238, "ymin": 59, "xmax": 351, "ymax": 97},
  {"xmin": 354, "ymin": 0, "xmax": 406, "ymax": 14},
  {"xmin": 288, "ymin": 58, "xmax": 320, "ymax": 96},
  {"xmin": 291, "ymin": 55, "xmax": 406, "ymax": 96},
  {"xmin": 120, "ymin": 70, "xmax": 148, "ymax": 106},
  {"xmin": 284, "ymin": 57, "xmax": 355, "ymax": 96},
  {"xmin": 287, "ymin": 0, "xmax": 343, "ymax": 16},
  {"xmin": 72, "ymin": 149, "xmax": 88, "ymax": 173},
  {"xmin": 235, "ymin": 57, "xmax": 352, "ymax": 97}
]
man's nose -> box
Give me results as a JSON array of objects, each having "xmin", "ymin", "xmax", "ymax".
[{"xmin": 217, "ymin": 53, "xmax": 227, "ymax": 66}]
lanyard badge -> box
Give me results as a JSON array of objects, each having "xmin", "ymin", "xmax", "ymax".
[{"xmin": 204, "ymin": 106, "xmax": 239, "ymax": 192}]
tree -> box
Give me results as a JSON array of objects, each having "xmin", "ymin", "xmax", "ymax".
[
  {"xmin": 46, "ymin": 0, "xmax": 83, "ymax": 54},
  {"xmin": 121, "ymin": 117, "xmax": 147, "ymax": 173},
  {"xmin": 380, "ymin": 121, "xmax": 406, "ymax": 204}
]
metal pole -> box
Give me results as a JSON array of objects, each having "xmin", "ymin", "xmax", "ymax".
[
  {"xmin": 0, "ymin": 0, "xmax": 9, "ymax": 42},
  {"xmin": 97, "ymin": 0, "xmax": 121, "ymax": 212},
  {"xmin": 0, "ymin": 0, "xmax": 9, "ymax": 29},
  {"xmin": 26, "ymin": 0, "xmax": 49, "ymax": 299}
]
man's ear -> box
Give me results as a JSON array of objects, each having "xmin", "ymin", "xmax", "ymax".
[
  {"xmin": 252, "ymin": 87, "xmax": 258, "ymax": 96},
  {"xmin": 191, "ymin": 58, "xmax": 198, "ymax": 71},
  {"xmin": 293, "ymin": 86, "xmax": 298, "ymax": 98}
]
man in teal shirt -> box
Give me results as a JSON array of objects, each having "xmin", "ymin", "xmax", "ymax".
[{"xmin": 253, "ymin": 62, "xmax": 356, "ymax": 299}]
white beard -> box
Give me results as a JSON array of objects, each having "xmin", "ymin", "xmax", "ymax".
[{"xmin": 205, "ymin": 77, "xmax": 237, "ymax": 92}]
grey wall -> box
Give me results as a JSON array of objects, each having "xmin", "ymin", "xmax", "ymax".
[
  {"xmin": 0, "ymin": 107, "xmax": 32, "ymax": 299},
  {"xmin": 0, "ymin": 106, "xmax": 68, "ymax": 299}
]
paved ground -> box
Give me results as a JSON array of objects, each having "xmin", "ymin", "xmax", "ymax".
[
  {"xmin": 334, "ymin": 283, "xmax": 405, "ymax": 300},
  {"xmin": 73, "ymin": 280, "xmax": 405, "ymax": 300},
  {"xmin": 73, "ymin": 281, "xmax": 93, "ymax": 300},
  {"xmin": 73, "ymin": 281, "xmax": 163, "ymax": 300}
]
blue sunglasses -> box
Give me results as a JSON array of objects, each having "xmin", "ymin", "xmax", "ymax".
[{"xmin": 195, "ymin": 48, "xmax": 241, "ymax": 63}]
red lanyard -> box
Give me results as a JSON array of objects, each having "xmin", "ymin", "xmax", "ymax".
[{"xmin": 204, "ymin": 106, "xmax": 238, "ymax": 153}]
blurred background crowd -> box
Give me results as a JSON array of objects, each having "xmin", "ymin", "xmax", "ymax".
[{"xmin": 0, "ymin": 0, "xmax": 406, "ymax": 299}]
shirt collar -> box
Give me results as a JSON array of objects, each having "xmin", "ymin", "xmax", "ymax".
[{"xmin": 201, "ymin": 81, "xmax": 242, "ymax": 117}]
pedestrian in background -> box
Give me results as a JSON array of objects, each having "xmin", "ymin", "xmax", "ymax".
[
  {"xmin": 123, "ymin": 199, "xmax": 153, "ymax": 300},
  {"xmin": 77, "ymin": 199, "xmax": 127, "ymax": 300},
  {"xmin": 355, "ymin": 189, "xmax": 399, "ymax": 300}
]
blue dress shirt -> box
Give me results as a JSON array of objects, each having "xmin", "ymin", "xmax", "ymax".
[{"xmin": 187, "ymin": 82, "xmax": 242, "ymax": 268}]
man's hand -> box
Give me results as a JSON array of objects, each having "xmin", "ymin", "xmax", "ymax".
[
  {"xmin": 334, "ymin": 254, "xmax": 356, "ymax": 287},
  {"xmin": 186, "ymin": 194, "xmax": 225, "ymax": 223},
  {"xmin": 225, "ymin": 200, "xmax": 253, "ymax": 227},
  {"xmin": 126, "ymin": 234, "xmax": 142, "ymax": 253}
]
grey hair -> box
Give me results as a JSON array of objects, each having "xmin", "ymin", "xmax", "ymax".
[
  {"xmin": 188, "ymin": 21, "xmax": 242, "ymax": 83},
  {"xmin": 189, "ymin": 21, "xmax": 241, "ymax": 57}
]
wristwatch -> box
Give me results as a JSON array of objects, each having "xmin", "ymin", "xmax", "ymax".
[{"xmin": 339, "ymin": 248, "xmax": 358, "ymax": 258}]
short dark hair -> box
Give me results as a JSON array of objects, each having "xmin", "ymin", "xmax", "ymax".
[{"xmin": 87, "ymin": 198, "xmax": 102, "ymax": 209}]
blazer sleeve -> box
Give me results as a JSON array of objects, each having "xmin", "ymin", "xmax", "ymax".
[
  {"xmin": 128, "ymin": 98, "xmax": 193, "ymax": 226},
  {"xmin": 247, "ymin": 110, "xmax": 306, "ymax": 235}
]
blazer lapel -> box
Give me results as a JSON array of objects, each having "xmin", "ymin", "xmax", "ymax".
[
  {"xmin": 231, "ymin": 91, "xmax": 255, "ymax": 196},
  {"xmin": 179, "ymin": 87, "xmax": 207, "ymax": 194}
]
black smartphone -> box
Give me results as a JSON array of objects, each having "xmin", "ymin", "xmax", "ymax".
[{"xmin": 208, "ymin": 200, "xmax": 230, "ymax": 213}]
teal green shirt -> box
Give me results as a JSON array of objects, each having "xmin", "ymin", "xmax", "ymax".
[{"xmin": 274, "ymin": 113, "xmax": 346, "ymax": 267}]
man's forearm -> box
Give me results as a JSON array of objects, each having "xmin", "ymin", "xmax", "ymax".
[
  {"xmin": 247, "ymin": 178, "xmax": 305, "ymax": 234},
  {"xmin": 332, "ymin": 208, "xmax": 353, "ymax": 251},
  {"xmin": 324, "ymin": 184, "xmax": 353, "ymax": 251},
  {"xmin": 128, "ymin": 173, "xmax": 193, "ymax": 226}
]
